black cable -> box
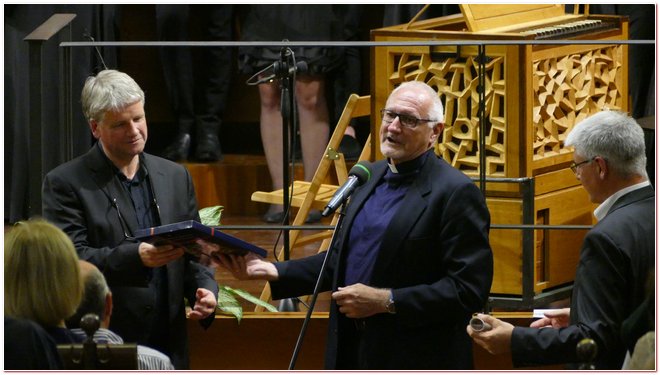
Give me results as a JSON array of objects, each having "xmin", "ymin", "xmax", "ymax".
[{"xmin": 82, "ymin": 29, "xmax": 109, "ymax": 71}]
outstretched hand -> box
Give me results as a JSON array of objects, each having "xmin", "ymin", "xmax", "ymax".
[
  {"xmin": 187, "ymin": 288, "xmax": 217, "ymax": 320},
  {"xmin": 530, "ymin": 308, "xmax": 570, "ymax": 328},
  {"xmin": 211, "ymin": 252, "xmax": 278, "ymax": 281}
]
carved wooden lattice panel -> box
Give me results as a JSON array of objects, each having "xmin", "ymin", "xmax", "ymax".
[
  {"xmin": 386, "ymin": 51, "xmax": 507, "ymax": 176},
  {"xmin": 382, "ymin": 45, "xmax": 624, "ymax": 176},
  {"xmin": 532, "ymin": 45, "xmax": 624, "ymax": 160}
]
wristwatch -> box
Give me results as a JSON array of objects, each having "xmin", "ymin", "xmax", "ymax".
[{"xmin": 385, "ymin": 290, "xmax": 396, "ymax": 314}]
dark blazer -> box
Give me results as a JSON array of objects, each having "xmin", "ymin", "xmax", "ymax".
[
  {"xmin": 511, "ymin": 185, "xmax": 655, "ymax": 369},
  {"xmin": 42, "ymin": 144, "xmax": 218, "ymax": 369},
  {"xmin": 5, "ymin": 317, "xmax": 63, "ymax": 370},
  {"xmin": 271, "ymin": 152, "xmax": 493, "ymax": 369}
]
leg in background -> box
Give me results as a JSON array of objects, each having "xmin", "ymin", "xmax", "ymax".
[
  {"xmin": 156, "ymin": 5, "xmax": 194, "ymax": 162},
  {"xmin": 258, "ymin": 80, "xmax": 285, "ymax": 222},
  {"xmin": 296, "ymin": 76, "xmax": 330, "ymax": 223},
  {"xmin": 295, "ymin": 76, "xmax": 330, "ymax": 183}
]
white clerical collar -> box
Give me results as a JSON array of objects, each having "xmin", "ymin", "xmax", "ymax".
[
  {"xmin": 387, "ymin": 150, "xmax": 432, "ymax": 174},
  {"xmin": 388, "ymin": 161, "xmax": 399, "ymax": 173},
  {"xmin": 593, "ymin": 181, "xmax": 651, "ymax": 221}
]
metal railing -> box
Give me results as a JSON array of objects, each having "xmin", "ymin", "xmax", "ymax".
[{"xmin": 22, "ymin": 15, "xmax": 652, "ymax": 309}]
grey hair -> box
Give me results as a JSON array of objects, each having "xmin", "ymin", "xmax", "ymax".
[
  {"xmin": 390, "ymin": 81, "xmax": 445, "ymax": 128},
  {"xmin": 65, "ymin": 264, "xmax": 110, "ymax": 329},
  {"xmin": 565, "ymin": 110, "xmax": 647, "ymax": 179},
  {"xmin": 81, "ymin": 69, "xmax": 145, "ymax": 124}
]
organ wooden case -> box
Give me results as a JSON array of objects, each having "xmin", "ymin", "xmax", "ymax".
[{"xmin": 370, "ymin": 4, "xmax": 629, "ymax": 304}]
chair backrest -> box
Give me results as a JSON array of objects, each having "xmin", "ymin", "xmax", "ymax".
[
  {"xmin": 57, "ymin": 343, "xmax": 138, "ymax": 370},
  {"xmin": 57, "ymin": 313, "xmax": 138, "ymax": 370}
]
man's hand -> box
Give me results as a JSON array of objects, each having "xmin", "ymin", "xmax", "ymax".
[
  {"xmin": 331, "ymin": 283, "xmax": 390, "ymax": 319},
  {"xmin": 530, "ymin": 308, "xmax": 570, "ymax": 328},
  {"xmin": 211, "ymin": 252, "xmax": 278, "ymax": 281},
  {"xmin": 194, "ymin": 239, "xmax": 220, "ymax": 267},
  {"xmin": 187, "ymin": 288, "xmax": 217, "ymax": 320},
  {"xmin": 466, "ymin": 313, "xmax": 514, "ymax": 355},
  {"xmin": 138, "ymin": 242, "xmax": 184, "ymax": 268}
]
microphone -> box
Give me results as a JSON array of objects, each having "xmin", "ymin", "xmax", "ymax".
[
  {"xmin": 322, "ymin": 161, "xmax": 372, "ymax": 217},
  {"xmin": 274, "ymin": 44, "xmax": 307, "ymax": 77},
  {"xmin": 247, "ymin": 61, "xmax": 308, "ymax": 85},
  {"xmin": 272, "ymin": 60, "xmax": 308, "ymax": 77},
  {"xmin": 246, "ymin": 46, "xmax": 308, "ymax": 86}
]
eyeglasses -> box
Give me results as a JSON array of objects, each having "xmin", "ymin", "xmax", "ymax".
[
  {"xmin": 380, "ymin": 109, "xmax": 435, "ymax": 129},
  {"xmin": 112, "ymin": 198, "xmax": 137, "ymax": 241},
  {"xmin": 111, "ymin": 170, "xmax": 162, "ymax": 242},
  {"xmin": 569, "ymin": 157, "xmax": 596, "ymax": 174}
]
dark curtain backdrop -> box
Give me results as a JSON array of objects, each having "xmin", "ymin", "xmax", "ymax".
[{"xmin": 4, "ymin": 5, "xmax": 118, "ymax": 223}]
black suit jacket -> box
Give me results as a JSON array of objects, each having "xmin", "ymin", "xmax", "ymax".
[
  {"xmin": 42, "ymin": 144, "xmax": 218, "ymax": 369},
  {"xmin": 271, "ymin": 152, "xmax": 493, "ymax": 369},
  {"xmin": 511, "ymin": 185, "xmax": 655, "ymax": 369}
]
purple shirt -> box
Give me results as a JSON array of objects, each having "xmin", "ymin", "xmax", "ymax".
[{"xmin": 343, "ymin": 150, "xmax": 430, "ymax": 286}]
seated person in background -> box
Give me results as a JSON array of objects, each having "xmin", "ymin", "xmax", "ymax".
[
  {"xmin": 66, "ymin": 260, "xmax": 175, "ymax": 370},
  {"xmin": 467, "ymin": 110, "xmax": 654, "ymax": 369},
  {"xmin": 4, "ymin": 219, "xmax": 84, "ymax": 344},
  {"xmin": 5, "ymin": 317, "xmax": 62, "ymax": 370}
]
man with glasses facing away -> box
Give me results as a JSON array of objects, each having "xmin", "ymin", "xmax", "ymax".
[
  {"xmin": 468, "ymin": 110, "xmax": 654, "ymax": 369},
  {"xmin": 42, "ymin": 69, "xmax": 218, "ymax": 370},
  {"xmin": 211, "ymin": 81, "xmax": 494, "ymax": 369}
]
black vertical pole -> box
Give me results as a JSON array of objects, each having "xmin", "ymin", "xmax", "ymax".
[
  {"xmin": 60, "ymin": 23, "xmax": 73, "ymax": 162},
  {"xmin": 27, "ymin": 40, "xmax": 43, "ymax": 217},
  {"xmin": 477, "ymin": 43, "xmax": 487, "ymax": 195},
  {"xmin": 279, "ymin": 47, "xmax": 291, "ymax": 260}
]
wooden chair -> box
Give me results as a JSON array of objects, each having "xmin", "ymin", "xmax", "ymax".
[
  {"xmin": 251, "ymin": 94, "xmax": 372, "ymax": 310},
  {"xmin": 58, "ymin": 343, "xmax": 138, "ymax": 370},
  {"xmin": 57, "ymin": 314, "xmax": 138, "ymax": 370}
]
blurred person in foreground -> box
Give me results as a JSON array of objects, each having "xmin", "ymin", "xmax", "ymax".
[{"xmin": 5, "ymin": 219, "xmax": 84, "ymax": 344}]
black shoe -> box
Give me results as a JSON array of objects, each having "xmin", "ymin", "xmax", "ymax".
[
  {"xmin": 339, "ymin": 135, "xmax": 361, "ymax": 161},
  {"xmin": 262, "ymin": 211, "xmax": 285, "ymax": 223},
  {"xmin": 195, "ymin": 132, "xmax": 222, "ymax": 162},
  {"xmin": 162, "ymin": 133, "xmax": 191, "ymax": 161}
]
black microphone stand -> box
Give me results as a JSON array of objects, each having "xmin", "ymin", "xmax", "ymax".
[
  {"xmin": 288, "ymin": 201, "xmax": 348, "ymax": 370},
  {"xmin": 274, "ymin": 46, "xmax": 295, "ymax": 262}
]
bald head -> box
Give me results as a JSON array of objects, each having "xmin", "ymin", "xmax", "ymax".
[
  {"xmin": 78, "ymin": 260, "xmax": 97, "ymax": 278},
  {"xmin": 65, "ymin": 260, "xmax": 112, "ymax": 329}
]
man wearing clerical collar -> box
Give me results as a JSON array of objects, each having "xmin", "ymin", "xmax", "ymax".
[{"xmin": 212, "ymin": 81, "xmax": 493, "ymax": 370}]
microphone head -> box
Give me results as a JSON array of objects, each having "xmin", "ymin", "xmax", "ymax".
[
  {"xmin": 348, "ymin": 161, "xmax": 372, "ymax": 185},
  {"xmin": 296, "ymin": 61, "xmax": 308, "ymax": 74}
]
